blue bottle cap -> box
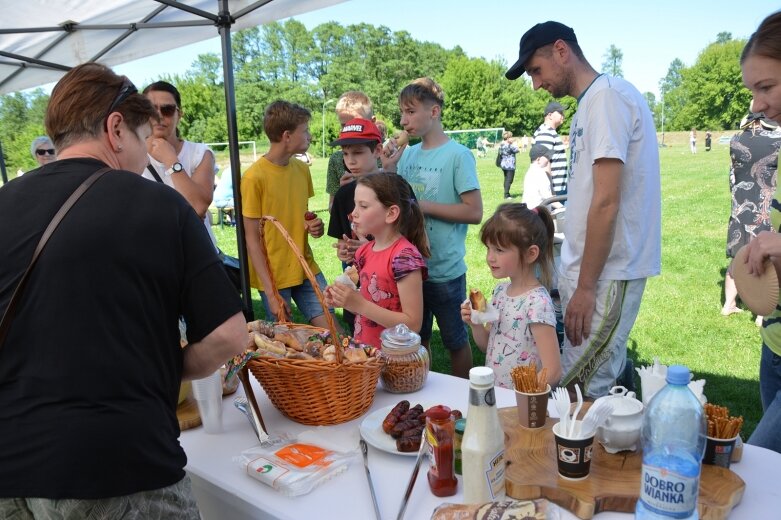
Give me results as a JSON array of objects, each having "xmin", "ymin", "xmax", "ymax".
[{"xmin": 667, "ymin": 365, "xmax": 691, "ymax": 385}]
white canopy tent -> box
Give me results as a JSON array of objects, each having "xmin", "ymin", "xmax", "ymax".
[{"xmin": 0, "ymin": 0, "xmax": 345, "ymax": 316}]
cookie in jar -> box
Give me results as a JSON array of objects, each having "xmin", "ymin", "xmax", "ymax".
[{"xmin": 378, "ymin": 324, "xmax": 429, "ymax": 393}]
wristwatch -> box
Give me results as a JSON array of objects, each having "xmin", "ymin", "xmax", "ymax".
[{"xmin": 165, "ymin": 162, "xmax": 183, "ymax": 176}]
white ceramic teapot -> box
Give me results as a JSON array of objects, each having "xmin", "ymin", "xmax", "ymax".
[{"xmin": 594, "ymin": 386, "xmax": 644, "ymax": 454}]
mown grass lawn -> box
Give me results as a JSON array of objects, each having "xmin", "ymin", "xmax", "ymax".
[{"xmin": 213, "ymin": 131, "xmax": 764, "ymax": 437}]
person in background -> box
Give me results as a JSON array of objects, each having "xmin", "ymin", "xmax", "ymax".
[
  {"xmin": 383, "ymin": 77, "xmax": 483, "ymax": 379},
  {"xmin": 521, "ymin": 135, "xmax": 531, "ymax": 152},
  {"xmin": 533, "ymin": 101, "xmax": 568, "ymax": 196},
  {"xmin": 476, "ymin": 135, "xmax": 488, "ymax": 157},
  {"xmin": 498, "ymin": 130, "xmax": 520, "ymax": 199},
  {"xmin": 326, "ymin": 91, "xmax": 375, "ymax": 210},
  {"xmin": 0, "ymin": 63, "xmax": 246, "ymax": 518},
  {"xmin": 460, "ymin": 203, "xmax": 561, "ymax": 390},
  {"xmin": 143, "ymin": 81, "xmax": 217, "ymax": 245},
  {"xmin": 705, "ymin": 129, "xmax": 713, "ymax": 152},
  {"xmin": 30, "ymin": 136, "xmax": 57, "ymax": 167},
  {"xmin": 521, "ymin": 144, "xmax": 556, "ymax": 209},
  {"xmin": 241, "ymin": 100, "xmax": 337, "ymax": 330},
  {"xmin": 739, "ymin": 10, "xmax": 781, "ymax": 454},
  {"xmin": 722, "ymin": 110, "xmax": 780, "ymax": 320},
  {"xmin": 690, "ymin": 128, "xmax": 697, "ymax": 154},
  {"xmin": 326, "ymin": 173, "xmax": 429, "ymax": 349},
  {"xmin": 506, "ymin": 21, "xmax": 661, "ymax": 398},
  {"xmin": 213, "ymin": 166, "xmax": 235, "ymax": 226}
]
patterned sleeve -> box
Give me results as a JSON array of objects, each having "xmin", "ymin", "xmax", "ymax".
[
  {"xmin": 326, "ymin": 151, "xmax": 345, "ymax": 195},
  {"xmin": 524, "ymin": 289, "xmax": 557, "ymax": 327},
  {"xmin": 391, "ymin": 247, "xmax": 428, "ymax": 281}
]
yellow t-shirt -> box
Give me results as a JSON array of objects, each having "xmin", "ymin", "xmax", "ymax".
[
  {"xmin": 240, "ymin": 156, "xmax": 320, "ymax": 291},
  {"xmin": 760, "ymin": 185, "xmax": 781, "ymax": 355}
]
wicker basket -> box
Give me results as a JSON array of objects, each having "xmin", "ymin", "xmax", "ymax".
[{"xmin": 245, "ymin": 216, "xmax": 381, "ymax": 426}]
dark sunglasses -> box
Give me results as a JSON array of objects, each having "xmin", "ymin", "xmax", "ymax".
[
  {"xmin": 153, "ymin": 104, "xmax": 179, "ymax": 118},
  {"xmin": 35, "ymin": 148, "xmax": 55, "ymax": 156},
  {"xmin": 104, "ymin": 76, "xmax": 138, "ymax": 121}
]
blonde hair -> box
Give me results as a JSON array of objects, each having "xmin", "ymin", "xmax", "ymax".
[
  {"xmin": 335, "ymin": 91, "xmax": 373, "ymax": 119},
  {"xmin": 503, "ymin": 131, "xmax": 513, "ymax": 140},
  {"xmin": 399, "ymin": 77, "xmax": 444, "ymax": 109}
]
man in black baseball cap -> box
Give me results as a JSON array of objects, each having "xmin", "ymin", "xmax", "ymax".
[{"xmin": 506, "ymin": 20, "xmax": 662, "ymax": 401}]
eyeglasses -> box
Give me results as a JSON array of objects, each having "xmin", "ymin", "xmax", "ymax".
[
  {"xmin": 104, "ymin": 76, "xmax": 138, "ymax": 121},
  {"xmin": 35, "ymin": 148, "xmax": 55, "ymax": 156},
  {"xmin": 153, "ymin": 104, "xmax": 179, "ymax": 118}
]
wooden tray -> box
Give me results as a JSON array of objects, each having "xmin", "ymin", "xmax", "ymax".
[
  {"xmin": 177, "ymin": 396, "xmax": 202, "ymax": 430},
  {"xmin": 500, "ymin": 407, "xmax": 745, "ymax": 519}
]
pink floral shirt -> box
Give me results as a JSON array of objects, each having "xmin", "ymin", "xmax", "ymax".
[{"xmin": 485, "ymin": 283, "xmax": 556, "ymax": 389}]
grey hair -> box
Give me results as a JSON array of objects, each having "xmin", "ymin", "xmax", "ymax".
[{"xmin": 30, "ymin": 136, "xmax": 54, "ymax": 158}]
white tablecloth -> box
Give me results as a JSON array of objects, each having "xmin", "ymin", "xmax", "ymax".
[{"xmin": 180, "ymin": 371, "xmax": 781, "ymax": 520}]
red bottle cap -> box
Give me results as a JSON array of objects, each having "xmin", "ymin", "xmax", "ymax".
[{"xmin": 426, "ymin": 405, "xmax": 452, "ymax": 420}]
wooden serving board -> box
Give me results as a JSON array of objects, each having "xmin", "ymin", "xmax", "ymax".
[
  {"xmin": 177, "ymin": 396, "xmax": 202, "ymax": 430},
  {"xmin": 500, "ymin": 407, "xmax": 745, "ymax": 519}
]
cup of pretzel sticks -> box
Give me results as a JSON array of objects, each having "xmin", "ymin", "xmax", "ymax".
[
  {"xmin": 512, "ymin": 365, "xmax": 550, "ymax": 429},
  {"xmin": 703, "ymin": 403, "xmax": 743, "ymax": 469}
]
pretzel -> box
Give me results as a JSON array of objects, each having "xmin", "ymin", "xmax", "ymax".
[
  {"xmin": 510, "ymin": 364, "xmax": 547, "ymax": 393},
  {"xmin": 705, "ymin": 403, "xmax": 743, "ymax": 439}
]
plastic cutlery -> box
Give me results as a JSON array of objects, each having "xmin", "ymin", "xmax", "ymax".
[
  {"xmin": 580, "ymin": 400, "xmax": 614, "ymax": 438},
  {"xmin": 568, "ymin": 384, "xmax": 583, "ymax": 438},
  {"xmin": 552, "ymin": 387, "xmax": 570, "ymax": 434}
]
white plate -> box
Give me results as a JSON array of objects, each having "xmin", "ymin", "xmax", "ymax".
[{"xmin": 359, "ymin": 402, "xmax": 459, "ymax": 456}]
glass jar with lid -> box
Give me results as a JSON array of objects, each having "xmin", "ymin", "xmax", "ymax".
[{"xmin": 378, "ymin": 324, "xmax": 430, "ymax": 393}]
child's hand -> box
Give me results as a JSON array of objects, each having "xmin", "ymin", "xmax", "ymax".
[
  {"xmin": 460, "ymin": 300, "xmax": 473, "ymax": 324},
  {"xmin": 338, "ymin": 172, "xmax": 355, "ymax": 187},
  {"xmin": 333, "ymin": 238, "xmax": 353, "ymax": 263},
  {"xmin": 305, "ymin": 217, "xmax": 324, "ymax": 238},
  {"xmin": 328, "ymin": 282, "xmax": 361, "ymax": 313},
  {"xmin": 380, "ymin": 140, "xmax": 406, "ymax": 171}
]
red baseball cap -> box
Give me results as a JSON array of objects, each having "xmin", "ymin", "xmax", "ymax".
[{"xmin": 330, "ymin": 118, "xmax": 382, "ymax": 146}]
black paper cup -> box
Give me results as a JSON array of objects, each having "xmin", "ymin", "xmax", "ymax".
[
  {"xmin": 553, "ymin": 420, "xmax": 594, "ymax": 480},
  {"xmin": 703, "ymin": 435, "xmax": 738, "ymax": 468}
]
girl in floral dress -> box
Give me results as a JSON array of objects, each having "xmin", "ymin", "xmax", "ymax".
[{"xmin": 461, "ymin": 203, "xmax": 561, "ymax": 389}]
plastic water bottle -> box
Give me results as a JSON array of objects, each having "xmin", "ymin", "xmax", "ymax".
[{"xmin": 636, "ymin": 365, "xmax": 706, "ymax": 519}]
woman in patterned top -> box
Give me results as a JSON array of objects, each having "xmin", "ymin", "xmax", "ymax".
[
  {"xmin": 460, "ymin": 203, "xmax": 561, "ymax": 390},
  {"xmin": 740, "ymin": 10, "xmax": 781, "ymax": 454}
]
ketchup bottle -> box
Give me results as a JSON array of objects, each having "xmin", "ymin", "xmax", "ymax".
[{"xmin": 425, "ymin": 405, "xmax": 458, "ymax": 497}]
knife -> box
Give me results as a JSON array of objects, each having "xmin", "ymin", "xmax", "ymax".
[
  {"xmin": 396, "ymin": 436, "xmax": 427, "ymax": 520},
  {"xmin": 360, "ymin": 438, "xmax": 382, "ymax": 520}
]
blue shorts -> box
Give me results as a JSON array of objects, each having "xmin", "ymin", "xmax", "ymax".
[
  {"xmin": 259, "ymin": 272, "xmax": 334, "ymax": 322},
  {"xmin": 420, "ymin": 273, "xmax": 469, "ymax": 351}
]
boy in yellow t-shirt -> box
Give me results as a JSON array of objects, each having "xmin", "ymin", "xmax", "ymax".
[{"xmin": 241, "ymin": 100, "xmax": 335, "ymax": 329}]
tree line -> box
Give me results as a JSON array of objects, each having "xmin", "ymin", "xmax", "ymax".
[{"xmin": 1, "ymin": 21, "xmax": 751, "ymax": 174}]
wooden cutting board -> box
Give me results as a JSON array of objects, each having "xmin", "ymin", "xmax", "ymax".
[
  {"xmin": 500, "ymin": 407, "xmax": 745, "ymax": 519},
  {"xmin": 177, "ymin": 396, "xmax": 202, "ymax": 430}
]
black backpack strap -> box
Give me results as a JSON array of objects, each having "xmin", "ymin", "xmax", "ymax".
[{"xmin": 146, "ymin": 164, "xmax": 164, "ymax": 183}]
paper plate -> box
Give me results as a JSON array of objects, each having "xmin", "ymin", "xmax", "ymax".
[{"xmin": 732, "ymin": 245, "xmax": 779, "ymax": 316}]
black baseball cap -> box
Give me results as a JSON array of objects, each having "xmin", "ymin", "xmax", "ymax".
[
  {"xmin": 529, "ymin": 144, "xmax": 553, "ymax": 162},
  {"xmin": 544, "ymin": 101, "xmax": 566, "ymax": 116},
  {"xmin": 505, "ymin": 21, "xmax": 578, "ymax": 80}
]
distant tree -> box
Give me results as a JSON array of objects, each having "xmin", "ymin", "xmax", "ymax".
[
  {"xmin": 601, "ymin": 45, "xmax": 624, "ymax": 78},
  {"xmin": 659, "ymin": 58, "xmax": 687, "ymax": 130},
  {"xmin": 716, "ymin": 32, "xmax": 732, "ymax": 44},
  {"xmin": 440, "ymin": 57, "xmax": 507, "ymax": 130}
]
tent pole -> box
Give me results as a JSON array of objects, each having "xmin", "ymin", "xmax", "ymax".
[
  {"xmin": 217, "ymin": 0, "xmax": 253, "ymax": 319},
  {"xmin": 0, "ymin": 140, "xmax": 7, "ymax": 184}
]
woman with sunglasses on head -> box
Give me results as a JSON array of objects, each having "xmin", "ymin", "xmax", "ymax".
[
  {"xmin": 30, "ymin": 135, "xmax": 57, "ymax": 166},
  {"xmin": 0, "ymin": 63, "xmax": 246, "ymax": 518},
  {"xmin": 143, "ymin": 81, "xmax": 217, "ymax": 244},
  {"xmin": 741, "ymin": 10, "xmax": 781, "ymax": 455}
]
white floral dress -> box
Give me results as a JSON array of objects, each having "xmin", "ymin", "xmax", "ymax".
[{"xmin": 485, "ymin": 282, "xmax": 557, "ymax": 389}]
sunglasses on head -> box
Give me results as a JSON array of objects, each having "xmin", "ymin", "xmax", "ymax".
[
  {"xmin": 35, "ymin": 148, "xmax": 55, "ymax": 156},
  {"xmin": 104, "ymin": 76, "xmax": 138, "ymax": 121},
  {"xmin": 153, "ymin": 104, "xmax": 179, "ymax": 118}
]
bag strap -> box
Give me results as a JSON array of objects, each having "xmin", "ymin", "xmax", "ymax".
[
  {"xmin": 0, "ymin": 166, "xmax": 112, "ymax": 348},
  {"xmin": 146, "ymin": 164, "xmax": 164, "ymax": 183}
]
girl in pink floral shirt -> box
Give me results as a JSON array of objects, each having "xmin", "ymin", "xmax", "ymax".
[{"xmin": 461, "ymin": 203, "xmax": 561, "ymax": 389}]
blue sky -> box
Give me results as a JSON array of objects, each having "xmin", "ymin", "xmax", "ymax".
[{"xmin": 113, "ymin": 0, "xmax": 772, "ymax": 98}]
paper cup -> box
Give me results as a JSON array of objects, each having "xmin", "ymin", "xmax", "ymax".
[
  {"xmin": 191, "ymin": 370, "xmax": 223, "ymax": 434},
  {"xmin": 552, "ymin": 420, "xmax": 594, "ymax": 480},
  {"xmin": 703, "ymin": 435, "xmax": 738, "ymax": 468},
  {"xmin": 515, "ymin": 384, "xmax": 550, "ymax": 428}
]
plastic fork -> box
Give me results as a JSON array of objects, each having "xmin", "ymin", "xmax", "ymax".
[
  {"xmin": 568, "ymin": 384, "xmax": 583, "ymax": 438},
  {"xmin": 552, "ymin": 387, "xmax": 570, "ymax": 434},
  {"xmin": 580, "ymin": 400, "xmax": 614, "ymax": 438}
]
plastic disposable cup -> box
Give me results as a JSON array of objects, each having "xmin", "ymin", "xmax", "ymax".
[
  {"xmin": 191, "ymin": 370, "xmax": 223, "ymax": 434},
  {"xmin": 703, "ymin": 435, "xmax": 738, "ymax": 468},
  {"xmin": 552, "ymin": 420, "xmax": 594, "ymax": 480},
  {"xmin": 515, "ymin": 384, "xmax": 550, "ymax": 428}
]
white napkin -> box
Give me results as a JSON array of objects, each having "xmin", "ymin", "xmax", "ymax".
[
  {"xmin": 636, "ymin": 357, "xmax": 707, "ymax": 405},
  {"xmin": 463, "ymin": 298, "xmax": 500, "ymax": 325},
  {"xmin": 333, "ymin": 273, "xmax": 357, "ymax": 290}
]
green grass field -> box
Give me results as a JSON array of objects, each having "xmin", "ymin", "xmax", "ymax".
[{"xmin": 213, "ymin": 131, "xmax": 764, "ymax": 438}]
